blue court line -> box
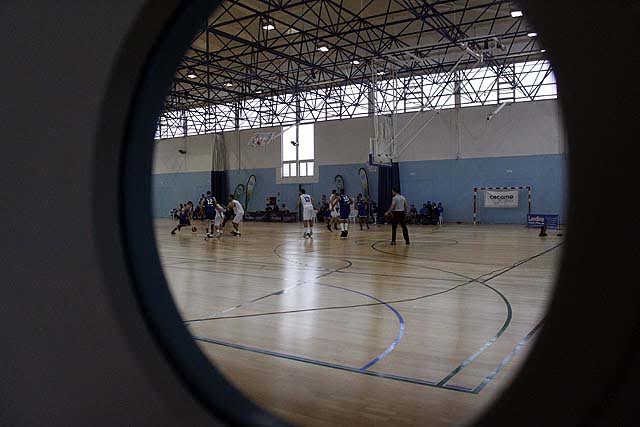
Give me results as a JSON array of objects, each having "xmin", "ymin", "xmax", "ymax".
[
  {"xmin": 317, "ymin": 283, "xmax": 405, "ymax": 371},
  {"xmin": 435, "ymin": 243, "xmax": 562, "ymax": 387},
  {"xmin": 369, "ymin": 239, "xmax": 563, "ymax": 389},
  {"xmin": 188, "ymin": 238, "xmax": 559, "ymax": 392},
  {"xmin": 472, "ymin": 319, "xmax": 544, "ymax": 393},
  {"xmin": 272, "ymin": 243, "xmax": 405, "ymax": 370},
  {"xmin": 194, "ymin": 335, "xmax": 475, "ymax": 394},
  {"xmin": 436, "ymin": 280, "xmax": 513, "ymax": 387},
  {"xmin": 183, "ymin": 282, "xmax": 307, "ymax": 323},
  {"xmin": 183, "ymin": 253, "xmax": 349, "ymax": 324},
  {"xmin": 188, "ymin": 281, "xmax": 405, "ymax": 370}
]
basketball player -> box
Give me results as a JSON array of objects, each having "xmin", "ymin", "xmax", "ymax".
[
  {"xmin": 171, "ymin": 201, "xmax": 193, "ymax": 235},
  {"xmin": 209, "ymin": 201, "xmax": 226, "ymax": 239},
  {"xmin": 328, "ymin": 189, "xmax": 340, "ymax": 231},
  {"xmin": 203, "ymin": 191, "xmax": 217, "ymax": 236},
  {"xmin": 333, "ymin": 189, "xmax": 353, "ymax": 238},
  {"xmin": 296, "ymin": 189, "xmax": 315, "ymax": 238},
  {"xmin": 356, "ymin": 194, "xmax": 370, "ymax": 230},
  {"xmin": 227, "ymin": 195, "xmax": 244, "ymax": 236}
]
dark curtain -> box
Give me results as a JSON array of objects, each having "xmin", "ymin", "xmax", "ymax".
[
  {"xmin": 211, "ymin": 170, "xmax": 228, "ymax": 205},
  {"xmin": 377, "ymin": 162, "xmax": 400, "ymax": 223}
]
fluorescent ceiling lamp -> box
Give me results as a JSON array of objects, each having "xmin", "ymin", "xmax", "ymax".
[
  {"xmin": 186, "ymin": 70, "xmax": 197, "ymax": 79},
  {"xmin": 318, "ymin": 46, "xmax": 329, "ymax": 52},
  {"xmin": 224, "ymin": 82, "xmax": 233, "ymax": 87},
  {"xmin": 527, "ymin": 32, "xmax": 538, "ymax": 37},
  {"xmin": 256, "ymin": 90, "xmax": 263, "ymax": 94},
  {"xmin": 510, "ymin": 10, "xmax": 523, "ymax": 17},
  {"xmin": 540, "ymin": 49, "xmax": 547, "ymax": 53},
  {"xmin": 262, "ymin": 24, "xmax": 275, "ymax": 30},
  {"xmin": 351, "ymin": 60, "xmax": 360, "ymax": 65},
  {"xmin": 376, "ymin": 71, "xmax": 386, "ymax": 76}
]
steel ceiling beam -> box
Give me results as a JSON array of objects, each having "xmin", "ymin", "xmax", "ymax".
[{"xmin": 159, "ymin": 0, "xmax": 553, "ymax": 137}]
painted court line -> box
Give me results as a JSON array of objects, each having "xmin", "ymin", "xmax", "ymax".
[
  {"xmin": 318, "ymin": 283, "xmax": 405, "ymax": 371},
  {"xmin": 194, "ymin": 335, "xmax": 475, "ymax": 394},
  {"xmin": 473, "ymin": 319, "xmax": 544, "ymax": 393}
]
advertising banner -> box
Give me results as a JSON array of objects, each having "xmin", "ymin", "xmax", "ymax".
[
  {"xmin": 527, "ymin": 214, "xmax": 559, "ymax": 229},
  {"xmin": 484, "ymin": 189, "xmax": 519, "ymax": 208},
  {"xmin": 233, "ymin": 184, "xmax": 245, "ymax": 201},
  {"xmin": 358, "ymin": 168, "xmax": 369, "ymax": 199},
  {"xmin": 335, "ymin": 175, "xmax": 344, "ymax": 192},
  {"xmin": 245, "ymin": 175, "xmax": 256, "ymax": 210}
]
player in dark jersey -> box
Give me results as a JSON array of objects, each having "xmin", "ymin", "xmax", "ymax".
[
  {"xmin": 203, "ymin": 191, "xmax": 217, "ymax": 237},
  {"xmin": 356, "ymin": 194, "xmax": 370, "ymax": 230},
  {"xmin": 171, "ymin": 201, "xmax": 193, "ymax": 235},
  {"xmin": 332, "ymin": 189, "xmax": 353, "ymax": 238}
]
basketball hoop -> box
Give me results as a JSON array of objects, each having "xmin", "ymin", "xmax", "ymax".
[{"xmin": 248, "ymin": 132, "xmax": 276, "ymax": 148}]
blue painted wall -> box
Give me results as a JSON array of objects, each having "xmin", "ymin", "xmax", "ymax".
[
  {"xmin": 226, "ymin": 164, "xmax": 378, "ymax": 213},
  {"xmin": 399, "ymin": 154, "xmax": 567, "ymax": 224},
  {"xmin": 152, "ymin": 171, "xmax": 211, "ymax": 218},
  {"xmin": 153, "ymin": 154, "xmax": 566, "ymax": 224}
]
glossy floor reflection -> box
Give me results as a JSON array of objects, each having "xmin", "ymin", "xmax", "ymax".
[{"xmin": 157, "ymin": 219, "xmax": 560, "ymax": 426}]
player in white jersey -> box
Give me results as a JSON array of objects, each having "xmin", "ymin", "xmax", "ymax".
[
  {"xmin": 206, "ymin": 202, "xmax": 226, "ymax": 239},
  {"xmin": 327, "ymin": 189, "xmax": 340, "ymax": 231},
  {"xmin": 227, "ymin": 195, "xmax": 244, "ymax": 236},
  {"xmin": 296, "ymin": 189, "xmax": 315, "ymax": 238}
]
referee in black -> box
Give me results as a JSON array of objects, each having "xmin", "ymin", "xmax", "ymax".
[{"xmin": 385, "ymin": 187, "xmax": 410, "ymax": 245}]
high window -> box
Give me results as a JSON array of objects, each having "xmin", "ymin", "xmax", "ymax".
[{"xmin": 282, "ymin": 124, "xmax": 314, "ymax": 178}]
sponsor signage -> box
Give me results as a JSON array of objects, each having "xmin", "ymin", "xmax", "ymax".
[
  {"xmin": 527, "ymin": 214, "xmax": 559, "ymax": 229},
  {"xmin": 484, "ymin": 189, "xmax": 519, "ymax": 208}
]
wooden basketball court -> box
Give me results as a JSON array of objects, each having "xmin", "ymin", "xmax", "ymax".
[{"xmin": 156, "ymin": 219, "xmax": 561, "ymax": 426}]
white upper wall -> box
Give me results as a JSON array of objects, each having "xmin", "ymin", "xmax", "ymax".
[
  {"xmin": 397, "ymin": 99, "xmax": 563, "ymax": 161},
  {"xmin": 223, "ymin": 125, "xmax": 281, "ymax": 171},
  {"xmin": 458, "ymin": 99, "xmax": 563, "ymax": 159},
  {"xmin": 314, "ymin": 117, "xmax": 373, "ymax": 165},
  {"xmin": 153, "ymin": 133, "xmax": 213, "ymax": 174},
  {"xmin": 395, "ymin": 109, "xmax": 457, "ymax": 161},
  {"xmin": 153, "ymin": 99, "xmax": 564, "ymax": 174}
]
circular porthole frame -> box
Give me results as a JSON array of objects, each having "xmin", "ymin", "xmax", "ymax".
[{"xmin": 110, "ymin": 1, "xmax": 640, "ymax": 426}]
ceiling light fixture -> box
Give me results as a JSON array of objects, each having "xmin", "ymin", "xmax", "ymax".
[
  {"xmin": 224, "ymin": 82, "xmax": 233, "ymax": 87},
  {"xmin": 540, "ymin": 49, "xmax": 547, "ymax": 53},
  {"xmin": 510, "ymin": 10, "xmax": 523, "ymax": 18},
  {"xmin": 527, "ymin": 32, "xmax": 538, "ymax": 37},
  {"xmin": 262, "ymin": 24, "xmax": 275, "ymax": 31},
  {"xmin": 186, "ymin": 70, "xmax": 197, "ymax": 79},
  {"xmin": 376, "ymin": 71, "xmax": 386, "ymax": 76},
  {"xmin": 318, "ymin": 46, "xmax": 329, "ymax": 52},
  {"xmin": 351, "ymin": 60, "xmax": 360, "ymax": 65}
]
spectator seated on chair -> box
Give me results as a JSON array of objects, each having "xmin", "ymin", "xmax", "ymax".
[
  {"xmin": 419, "ymin": 203, "xmax": 428, "ymax": 225},
  {"xmin": 430, "ymin": 202, "xmax": 439, "ymax": 224},
  {"xmin": 408, "ymin": 204, "xmax": 418, "ymax": 224}
]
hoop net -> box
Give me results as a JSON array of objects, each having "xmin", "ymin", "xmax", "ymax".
[{"xmin": 248, "ymin": 132, "xmax": 276, "ymax": 148}]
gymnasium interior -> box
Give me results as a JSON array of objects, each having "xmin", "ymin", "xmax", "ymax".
[
  {"xmin": 3, "ymin": 1, "xmax": 639, "ymax": 426},
  {"xmin": 154, "ymin": 2, "xmax": 563, "ymax": 425}
]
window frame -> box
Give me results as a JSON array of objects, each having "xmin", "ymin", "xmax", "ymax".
[{"xmin": 281, "ymin": 123, "xmax": 314, "ymax": 178}]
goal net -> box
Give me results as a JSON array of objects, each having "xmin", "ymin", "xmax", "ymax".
[{"xmin": 473, "ymin": 186, "xmax": 532, "ymax": 224}]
